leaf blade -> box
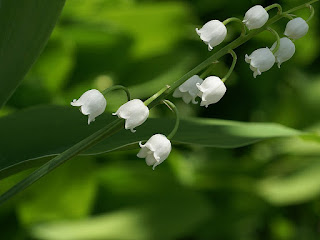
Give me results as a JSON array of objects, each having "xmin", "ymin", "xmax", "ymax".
[{"xmin": 0, "ymin": 0, "xmax": 66, "ymax": 107}]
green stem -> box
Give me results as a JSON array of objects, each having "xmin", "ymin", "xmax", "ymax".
[
  {"xmin": 283, "ymin": 13, "xmax": 295, "ymax": 20},
  {"xmin": 306, "ymin": 4, "xmax": 315, "ymax": 22},
  {"xmin": 144, "ymin": 85, "xmax": 170, "ymax": 106},
  {"xmin": 268, "ymin": 27, "xmax": 280, "ymax": 54},
  {"xmin": 221, "ymin": 50, "xmax": 237, "ymax": 82},
  {"xmin": 223, "ymin": 17, "xmax": 246, "ymax": 36},
  {"xmin": 0, "ymin": 118, "xmax": 124, "ymax": 205},
  {"xmin": 199, "ymin": 62, "xmax": 218, "ymax": 78},
  {"xmin": 265, "ymin": 4, "xmax": 282, "ymax": 14},
  {"xmin": 0, "ymin": 0, "xmax": 318, "ymax": 205},
  {"xmin": 286, "ymin": 0, "xmax": 318, "ymax": 14},
  {"xmin": 162, "ymin": 100, "xmax": 180, "ymax": 140},
  {"xmin": 102, "ymin": 85, "xmax": 131, "ymax": 101}
]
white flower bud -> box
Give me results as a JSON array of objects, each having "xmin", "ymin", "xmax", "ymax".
[
  {"xmin": 284, "ymin": 17, "xmax": 309, "ymax": 39},
  {"xmin": 243, "ymin": 5, "xmax": 269, "ymax": 30},
  {"xmin": 137, "ymin": 134, "xmax": 171, "ymax": 170},
  {"xmin": 245, "ymin": 48, "xmax": 275, "ymax": 78},
  {"xmin": 71, "ymin": 89, "xmax": 106, "ymax": 124},
  {"xmin": 173, "ymin": 75, "xmax": 203, "ymax": 104},
  {"xmin": 271, "ymin": 37, "xmax": 295, "ymax": 68},
  {"xmin": 196, "ymin": 20, "xmax": 227, "ymax": 51},
  {"xmin": 113, "ymin": 99, "xmax": 149, "ymax": 133},
  {"xmin": 196, "ymin": 76, "xmax": 226, "ymax": 108}
]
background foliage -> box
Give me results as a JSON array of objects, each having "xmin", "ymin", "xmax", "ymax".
[{"xmin": 1, "ymin": 0, "xmax": 320, "ymax": 239}]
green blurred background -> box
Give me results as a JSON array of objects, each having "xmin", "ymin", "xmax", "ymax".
[{"xmin": 1, "ymin": 0, "xmax": 320, "ymax": 239}]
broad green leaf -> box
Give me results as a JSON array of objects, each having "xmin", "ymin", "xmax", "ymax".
[
  {"xmin": 0, "ymin": 0, "xmax": 66, "ymax": 108},
  {"xmin": 0, "ymin": 105, "xmax": 301, "ymax": 179}
]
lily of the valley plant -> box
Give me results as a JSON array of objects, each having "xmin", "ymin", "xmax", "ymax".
[{"xmin": 0, "ymin": 0, "xmax": 318, "ymax": 204}]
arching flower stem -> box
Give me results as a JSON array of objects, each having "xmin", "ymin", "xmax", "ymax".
[
  {"xmin": 268, "ymin": 27, "xmax": 280, "ymax": 54},
  {"xmin": 102, "ymin": 85, "xmax": 131, "ymax": 101},
  {"xmin": 223, "ymin": 17, "xmax": 246, "ymax": 36},
  {"xmin": 199, "ymin": 62, "xmax": 218, "ymax": 78},
  {"xmin": 162, "ymin": 100, "xmax": 180, "ymax": 140},
  {"xmin": 306, "ymin": 4, "xmax": 315, "ymax": 22},
  {"xmin": 265, "ymin": 4, "xmax": 282, "ymax": 14},
  {"xmin": 222, "ymin": 50, "xmax": 237, "ymax": 82}
]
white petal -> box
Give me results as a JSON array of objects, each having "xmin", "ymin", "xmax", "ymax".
[
  {"xmin": 243, "ymin": 5, "xmax": 269, "ymax": 30},
  {"xmin": 284, "ymin": 17, "xmax": 309, "ymax": 39}
]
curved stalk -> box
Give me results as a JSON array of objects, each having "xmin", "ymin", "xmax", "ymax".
[
  {"xmin": 223, "ymin": 17, "xmax": 246, "ymax": 36},
  {"xmin": 222, "ymin": 50, "xmax": 237, "ymax": 82},
  {"xmin": 268, "ymin": 27, "xmax": 280, "ymax": 54},
  {"xmin": 265, "ymin": 4, "xmax": 282, "ymax": 14},
  {"xmin": 102, "ymin": 85, "xmax": 131, "ymax": 101},
  {"xmin": 162, "ymin": 100, "xmax": 180, "ymax": 140}
]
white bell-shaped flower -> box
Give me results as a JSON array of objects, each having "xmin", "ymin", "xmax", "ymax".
[
  {"xmin": 284, "ymin": 17, "xmax": 309, "ymax": 39},
  {"xmin": 243, "ymin": 5, "xmax": 269, "ymax": 30},
  {"xmin": 196, "ymin": 20, "xmax": 227, "ymax": 51},
  {"xmin": 71, "ymin": 89, "xmax": 107, "ymax": 124},
  {"xmin": 245, "ymin": 48, "xmax": 275, "ymax": 78},
  {"xmin": 271, "ymin": 37, "xmax": 295, "ymax": 68},
  {"xmin": 137, "ymin": 134, "xmax": 172, "ymax": 170},
  {"xmin": 173, "ymin": 75, "xmax": 203, "ymax": 104},
  {"xmin": 196, "ymin": 76, "xmax": 226, "ymax": 108},
  {"xmin": 113, "ymin": 99, "xmax": 149, "ymax": 133}
]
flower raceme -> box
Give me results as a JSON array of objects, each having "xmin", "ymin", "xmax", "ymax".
[
  {"xmin": 243, "ymin": 5, "xmax": 269, "ymax": 30},
  {"xmin": 196, "ymin": 20, "xmax": 227, "ymax": 51},
  {"xmin": 113, "ymin": 99, "xmax": 149, "ymax": 133},
  {"xmin": 137, "ymin": 134, "xmax": 172, "ymax": 170},
  {"xmin": 173, "ymin": 75, "xmax": 203, "ymax": 104},
  {"xmin": 71, "ymin": 89, "xmax": 107, "ymax": 124},
  {"xmin": 196, "ymin": 76, "xmax": 226, "ymax": 108},
  {"xmin": 271, "ymin": 37, "xmax": 295, "ymax": 68},
  {"xmin": 245, "ymin": 48, "xmax": 275, "ymax": 78}
]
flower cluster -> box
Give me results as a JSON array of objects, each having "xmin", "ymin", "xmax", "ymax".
[
  {"xmin": 196, "ymin": 5, "xmax": 309, "ymax": 78},
  {"xmin": 173, "ymin": 75, "xmax": 226, "ymax": 107},
  {"xmin": 243, "ymin": 7, "xmax": 308, "ymax": 78},
  {"xmin": 71, "ymin": 3, "xmax": 315, "ymax": 171},
  {"xmin": 71, "ymin": 91, "xmax": 171, "ymax": 170}
]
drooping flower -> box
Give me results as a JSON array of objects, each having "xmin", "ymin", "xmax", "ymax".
[
  {"xmin": 245, "ymin": 47, "xmax": 275, "ymax": 78},
  {"xmin": 196, "ymin": 76, "xmax": 226, "ymax": 108},
  {"xmin": 173, "ymin": 75, "xmax": 203, "ymax": 104},
  {"xmin": 243, "ymin": 5, "xmax": 269, "ymax": 30},
  {"xmin": 284, "ymin": 17, "xmax": 309, "ymax": 39},
  {"xmin": 71, "ymin": 89, "xmax": 107, "ymax": 124},
  {"xmin": 271, "ymin": 37, "xmax": 295, "ymax": 68},
  {"xmin": 112, "ymin": 99, "xmax": 149, "ymax": 133},
  {"xmin": 137, "ymin": 134, "xmax": 171, "ymax": 170},
  {"xmin": 196, "ymin": 20, "xmax": 227, "ymax": 51}
]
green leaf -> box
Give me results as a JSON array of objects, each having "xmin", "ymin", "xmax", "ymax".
[
  {"xmin": 0, "ymin": 105, "xmax": 301, "ymax": 179},
  {"xmin": 0, "ymin": 0, "xmax": 66, "ymax": 108}
]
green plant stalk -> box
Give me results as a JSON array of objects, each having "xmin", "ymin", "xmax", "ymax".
[
  {"xmin": 0, "ymin": 0, "xmax": 318, "ymax": 205},
  {"xmin": 199, "ymin": 62, "xmax": 217, "ymax": 78},
  {"xmin": 307, "ymin": 4, "xmax": 315, "ymax": 22},
  {"xmin": 223, "ymin": 17, "xmax": 246, "ymax": 36},
  {"xmin": 268, "ymin": 27, "xmax": 280, "ymax": 54},
  {"xmin": 102, "ymin": 85, "xmax": 131, "ymax": 101},
  {"xmin": 265, "ymin": 4, "xmax": 282, "ymax": 14},
  {"xmin": 222, "ymin": 50, "xmax": 237, "ymax": 82},
  {"xmin": 163, "ymin": 100, "xmax": 180, "ymax": 140}
]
